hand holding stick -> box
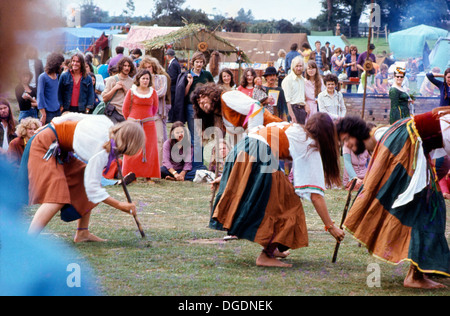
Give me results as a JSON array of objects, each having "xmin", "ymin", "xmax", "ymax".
[
  {"xmin": 332, "ymin": 178, "xmax": 357, "ymax": 263},
  {"xmin": 115, "ymin": 156, "xmax": 146, "ymax": 238}
]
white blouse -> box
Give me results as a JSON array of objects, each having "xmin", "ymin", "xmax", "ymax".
[
  {"xmin": 52, "ymin": 113, "xmax": 113, "ymax": 204},
  {"xmin": 250, "ymin": 122, "xmax": 326, "ymax": 201}
]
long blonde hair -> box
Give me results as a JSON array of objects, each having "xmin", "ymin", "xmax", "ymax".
[{"xmin": 104, "ymin": 121, "xmax": 145, "ymax": 156}]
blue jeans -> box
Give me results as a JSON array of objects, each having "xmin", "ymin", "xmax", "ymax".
[{"xmin": 18, "ymin": 108, "xmax": 38, "ymax": 122}]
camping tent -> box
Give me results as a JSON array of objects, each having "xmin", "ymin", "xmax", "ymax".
[
  {"xmin": 428, "ymin": 37, "xmax": 450, "ymax": 71},
  {"xmin": 120, "ymin": 26, "xmax": 180, "ymax": 51},
  {"xmin": 218, "ymin": 32, "xmax": 308, "ymax": 63},
  {"xmin": 388, "ymin": 24, "xmax": 449, "ymax": 60}
]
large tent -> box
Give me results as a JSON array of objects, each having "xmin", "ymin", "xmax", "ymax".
[
  {"xmin": 388, "ymin": 24, "xmax": 449, "ymax": 60},
  {"xmin": 428, "ymin": 37, "xmax": 450, "ymax": 71},
  {"xmin": 120, "ymin": 26, "xmax": 181, "ymax": 51},
  {"xmin": 218, "ymin": 32, "xmax": 308, "ymax": 63}
]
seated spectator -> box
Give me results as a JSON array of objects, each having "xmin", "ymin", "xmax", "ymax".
[
  {"xmin": 317, "ymin": 74, "xmax": 346, "ymax": 120},
  {"xmin": 7, "ymin": 117, "xmax": 40, "ymax": 167},
  {"xmin": 208, "ymin": 139, "xmax": 230, "ymax": 177},
  {"xmin": 161, "ymin": 121, "xmax": 196, "ymax": 181}
]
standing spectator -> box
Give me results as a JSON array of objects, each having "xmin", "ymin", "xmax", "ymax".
[
  {"xmin": 389, "ymin": 67, "xmax": 411, "ymax": 124},
  {"xmin": 122, "ymin": 69, "xmax": 160, "ymax": 183},
  {"xmin": 37, "ymin": 52, "xmax": 65, "ymax": 125},
  {"xmin": 166, "ymin": 49, "xmax": 181, "ymax": 122},
  {"xmin": 317, "ymin": 74, "xmax": 346, "ymax": 120},
  {"xmin": 15, "ymin": 69, "xmax": 38, "ymax": 122},
  {"xmin": 0, "ymin": 99, "xmax": 16, "ymax": 153},
  {"xmin": 217, "ymin": 68, "xmax": 236, "ymax": 91},
  {"xmin": 285, "ymin": 43, "xmax": 301, "ymax": 74},
  {"xmin": 102, "ymin": 57, "xmax": 135, "ymax": 124},
  {"xmin": 140, "ymin": 56, "xmax": 170, "ymax": 166},
  {"xmin": 262, "ymin": 66, "xmax": 288, "ymax": 121},
  {"xmin": 130, "ymin": 48, "xmax": 143, "ymax": 68},
  {"xmin": 426, "ymin": 67, "xmax": 450, "ymax": 107},
  {"xmin": 330, "ymin": 47, "xmax": 345, "ymax": 76},
  {"xmin": 343, "ymin": 45, "xmax": 360, "ymax": 93},
  {"xmin": 174, "ymin": 51, "xmax": 213, "ymax": 145},
  {"xmin": 310, "ymin": 41, "xmax": 327, "ymax": 75},
  {"xmin": 281, "ymin": 56, "xmax": 307, "ymax": 124},
  {"xmin": 7, "ymin": 117, "xmax": 40, "ymax": 167},
  {"xmin": 206, "ymin": 51, "xmax": 221, "ymax": 83},
  {"xmin": 237, "ymin": 67, "xmax": 257, "ymax": 97},
  {"xmin": 108, "ymin": 46, "xmax": 125, "ymax": 74},
  {"xmin": 275, "ymin": 49, "xmax": 287, "ymax": 87},
  {"xmin": 58, "ymin": 53, "xmax": 95, "ymax": 114},
  {"xmin": 88, "ymin": 73, "xmax": 101, "ymax": 111},
  {"xmin": 299, "ymin": 42, "xmax": 312, "ymax": 64},
  {"xmin": 22, "ymin": 45, "xmax": 44, "ymax": 90},
  {"xmin": 322, "ymin": 41, "xmax": 333, "ymax": 68},
  {"xmin": 357, "ymin": 43, "xmax": 376, "ymax": 76},
  {"xmin": 304, "ymin": 60, "xmax": 325, "ymax": 121}
]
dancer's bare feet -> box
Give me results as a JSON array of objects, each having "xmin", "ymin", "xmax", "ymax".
[
  {"xmin": 256, "ymin": 252, "xmax": 292, "ymax": 268},
  {"xmin": 74, "ymin": 230, "xmax": 107, "ymax": 243},
  {"xmin": 403, "ymin": 265, "xmax": 447, "ymax": 289},
  {"xmin": 274, "ymin": 249, "xmax": 291, "ymax": 258}
]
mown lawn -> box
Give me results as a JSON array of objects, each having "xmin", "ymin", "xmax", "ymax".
[{"xmin": 24, "ymin": 177, "xmax": 450, "ymax": 296}]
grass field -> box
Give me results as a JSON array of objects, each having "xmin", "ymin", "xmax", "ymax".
[{"xmin": 24, "ymin": 175, "xmax": 450, "ymax": 296}]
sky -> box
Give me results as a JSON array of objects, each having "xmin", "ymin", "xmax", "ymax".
[{"xmin": 59, "ymin": 0, "xmax": 323, "ymax": 23}]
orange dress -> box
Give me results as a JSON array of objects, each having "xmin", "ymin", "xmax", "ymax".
[{"xmin": 122, "ymin": 86, "xmax": 160, "ymax": 178}]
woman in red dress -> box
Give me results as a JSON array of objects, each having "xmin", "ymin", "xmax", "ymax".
[{"xmin": 122, "ymin": 69, "xmax": 160, "ymax": 182}]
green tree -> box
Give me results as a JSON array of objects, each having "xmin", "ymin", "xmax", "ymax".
[{"xmin": 80, "ymin": 0, "xmax": 109, "ymax": 25}]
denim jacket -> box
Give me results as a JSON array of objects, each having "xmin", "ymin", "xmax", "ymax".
[{"xmin": 58, "ymin": 71, "xmax": 95, "ymax": 112}]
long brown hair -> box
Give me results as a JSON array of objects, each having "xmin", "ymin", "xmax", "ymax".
[
  {"xmin": 305, "ymin": 112, "xmax": 341, "ymax": 187},
  {"xmin": 0, "ymin": 98, "xmax": 16, "ymax": 138},
  {"xmin": 305, "ymin": 60, "xmax": 323, "ymax": 98}
]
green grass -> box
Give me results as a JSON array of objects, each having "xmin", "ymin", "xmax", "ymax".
[
  {"xmin": 24, "ymin": 178, "xmax": 450, "ymax": 296},
  {"xmin": 347, "ymin": 37, "xmax": 391, "ymax": 55}
]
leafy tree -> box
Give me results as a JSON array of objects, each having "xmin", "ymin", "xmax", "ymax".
[{"xmin": 80, "ymin": 0, "xmax": 109, "ymax": 26}]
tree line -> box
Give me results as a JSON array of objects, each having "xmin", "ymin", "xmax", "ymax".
[{"xmin": 80, "ymin": 0, "xmax": 450, "ymax": 37}]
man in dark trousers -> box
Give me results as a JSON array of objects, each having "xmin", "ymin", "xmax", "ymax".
[{"xmin": 166, "ymin": 49, "xmax": 181, "ymax": 122}]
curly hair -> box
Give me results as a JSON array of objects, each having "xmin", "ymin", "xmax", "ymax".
[
  {"xmin": 191, "ymin": 83, "xmax": 223, "ymax": 131},
  {"xmin": 117, "ymin": 56, "xmax": 136, "ymax": 77},
  {"xmin": 45, "ymin": 52, "xmax": 65, "ymax": 75},
  {"xmin": 335, "ymin": 116, "xmax": 371, "ymax": 155},
  {"xmin": 15, "ymin": 117, "xmax": 41, "ymax": 138}
]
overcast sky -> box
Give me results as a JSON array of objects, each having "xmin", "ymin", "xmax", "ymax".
[{"xmin": 58, "ymin": 0, "xmax": 323, "ymax": 22}]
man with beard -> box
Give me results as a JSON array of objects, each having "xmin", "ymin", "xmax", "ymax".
[
  {"xmin": 102, "ymin": 57, "xmax": 135, "ymax": 124},
  {"xmin": 0, "ymin": 99, "xmax": 16, "ymax": 153},
  {"xmin": 281, "ymin": 56, "xmax": 307, "ymax": 124},
  {"xmin": 336, "ymin": 113, "xmax": 450, "ymax": 289},
  {"xmin": 262, "ymin": 66, "xmax": 288, "ymax": 121}
]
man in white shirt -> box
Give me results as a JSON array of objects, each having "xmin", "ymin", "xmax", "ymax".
[{"xmin": 281, "ymin": 56, "xmax": 307, "ymax": 124}]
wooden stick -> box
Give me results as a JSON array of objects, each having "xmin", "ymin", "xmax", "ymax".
[
  {"xmin": 115, "ymin": 156, "xmax": 146, "ymax": 239},
  {"xmin": 332, "ymin": 178, "xmax": 357, "ymax": 263}
]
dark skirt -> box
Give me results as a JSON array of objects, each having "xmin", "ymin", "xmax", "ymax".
[
  {"xmin": 344, "ymin": 118, "xmax": 450, "ymax": 276},
  {"xmin": 210, "ymin": 136, "xmax": 308, "ymax": 250}
]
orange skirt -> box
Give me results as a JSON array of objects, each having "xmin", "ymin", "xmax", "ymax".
[
  {"xmin": 27, "ymin": 127, "xmax": 96, "ymax": 216},
  {"xmin": 122, "ymin": 121, "xmax": 160, "ymax": 178}
]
